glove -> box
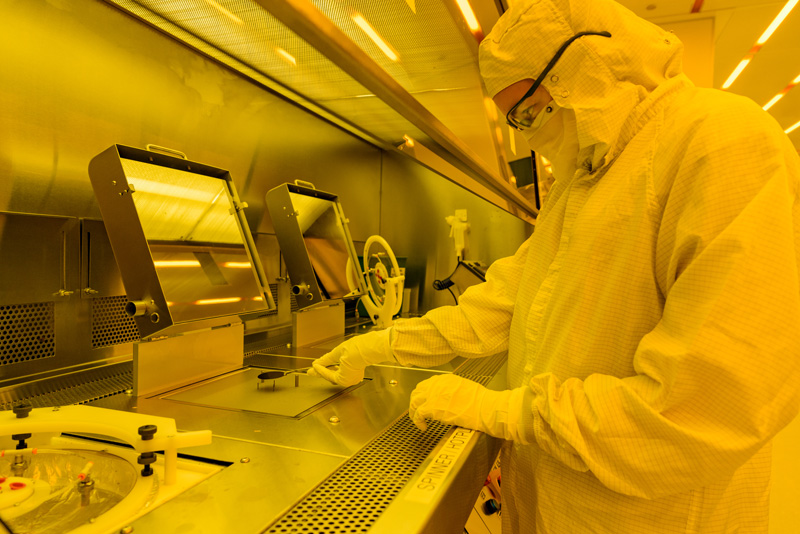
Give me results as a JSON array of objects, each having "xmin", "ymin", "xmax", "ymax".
[
  {"xmin": 307, "ymin": 329, "xmax": 394, "ymax": 386},
  {"xmin": 409, "ymin": 374, "xmax": 529, "ymax": 443}
]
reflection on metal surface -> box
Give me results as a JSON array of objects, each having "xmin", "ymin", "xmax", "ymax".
[
  {"xmin": 88, "ymin": 145, "xmax": 276, "ymax": 338},
  {"xmin": 163, "ymin": 367, "xmax": 365, "ymax": 418}
]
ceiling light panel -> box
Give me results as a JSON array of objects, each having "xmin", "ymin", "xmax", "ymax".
[
  {"xmin": 109, "ymin": 0, "xmax": 432, "ymax": 145},
  {"xmin": 108, "ymin": 0, "xmax": 491, "ymax": 159}
]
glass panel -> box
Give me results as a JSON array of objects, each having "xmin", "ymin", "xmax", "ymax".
[
  {"xmin": 112, "ymin": 0, "xmax": 496, "ymax": 172},
  {"xmin": 289, "ymin": 192, "xmax": 357, "ymax": 300},
  {"xmin": 121, "ymin": 159, "xmax": 266, "ymax": 322}
]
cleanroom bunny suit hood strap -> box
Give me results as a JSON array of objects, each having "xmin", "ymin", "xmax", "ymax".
[{"xmin": 479, "ymin": 0, "xmax": 685, "ymax": 174}]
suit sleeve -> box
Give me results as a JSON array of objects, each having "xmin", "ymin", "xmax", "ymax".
[{"xmin": 391, "ymin": 236, "xmax": 531, "ymax": 368}]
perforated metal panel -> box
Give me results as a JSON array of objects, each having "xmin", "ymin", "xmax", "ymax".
[
  {"xmin": 91, "ymin": 295, "xmax": 139, "ymax": 348},
  {"xmin": 265, "ymin": 352, "xmax": 505, "ymax": 532},
  {"xmin": 457, "ymin": 352, "xmax": 507, "ymax": 385},
  {"xmin": 0, "ymin": 302, "xmax": 55, "ymax": 365},
  {"xmin": 267, "ymin": 416, "xmax": 450, "ymax": 533},
  {"xmin": 0, "ymin": 364, "xmax": 133, "ymax": 411}
]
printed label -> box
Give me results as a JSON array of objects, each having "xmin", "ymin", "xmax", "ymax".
[{"xmin": 405, "ymin": 427, "xmax": 477, "ymax": 504}]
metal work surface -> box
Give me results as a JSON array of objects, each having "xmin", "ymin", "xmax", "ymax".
[
  {"xmin": 81, "ymin": 351, "xmax": 505, "ymax": 533},
  {"xmin": 163, "ymin": 367, "xmax": 368, "ymax": 418},
  {"xmin": 1, "ymin": 336, "xmax": 504, "ymax": 533}
]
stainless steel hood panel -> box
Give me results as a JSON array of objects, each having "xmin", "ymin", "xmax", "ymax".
[{"xmin": 104, "ymin": 0, "xmax": 537, "ymax": 220}]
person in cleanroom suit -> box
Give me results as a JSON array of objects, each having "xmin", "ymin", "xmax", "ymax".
[{"xmin": 309, "ymin": 0, "xmax": 800, "ymax": 531}]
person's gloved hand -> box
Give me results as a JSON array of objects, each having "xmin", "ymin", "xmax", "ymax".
[
  {"xmin": 409, "ymin": 374, "xmax": 528, "ymax": 443},
  {"xmin": 307, "ymin": 329, "xmax": 394, "ymax": 386}
]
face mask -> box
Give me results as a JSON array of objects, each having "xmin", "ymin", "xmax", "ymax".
[{"xmin": 521, "ymin": 101, "xmax": 581, "ymax": 181}]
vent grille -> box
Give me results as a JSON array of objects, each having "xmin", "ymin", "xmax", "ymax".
[
  {"xmin": 0, "ymin": 302, "xmax": 55, "ymax": 365},
  {"xmin": 91, "ymin": 296, "xmax": 139, "ymax": 348},
  {"xmin": 455, "ymin": 353, "xmax": 507, "ymax": 385},
  {"xmin": 267, "ymin": 417, "xmax": 450, "ymax": 533},
  {"xmin": 265, "ymin": 352, "xmax": 507, "ymax": 532},
  {"xmin": 0, "ymin": 364, "xmax": 133, "ymax": 411}
]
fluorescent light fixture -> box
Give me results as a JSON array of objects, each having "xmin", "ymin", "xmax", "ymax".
[
  {"xmin": 195, "ymin": 297, "xmax": 242, "ymax": 305},
  {"xmin": 276, "ymin": 47, "xmax": 296, "ymax": 66},
  {"xmin": 508, "ymin": 125, "xmax": 517, "ymax": 155},
  {"xmin": 786, "ymin": 120, "xmax": 800, "ymax": 134},
  {"xmin": 154, "ymin": 260, "xmax": 201, "ymax": 267},
  {"xmin": 794, "ymin": 73, "xmax": 800, "ymax": 84},
  {"xmin": 223, "ymin": 262, "xmax": 252, "ymax": 268},
  {"xmin": 757, "ymin": 0, "xmax": 798, "ymax": 45},
  {"xmin": 203, "ymin": 0, "xmax": 243, "ymax": 25},
  {"xmin": 456, "ymin": 0, "xmax": 481, "ymax": 33},
  {"xmin": 127, "ymin": 177, "xmax": 221, "ymax": 203},
  {"xmin": 403, "ymin": 134, "xmax": 415, "ymax": 147},
  {"xmin": 763, "ymin": 94, "xmax": 784, "ymax": 110},
  {"xmin": 722, "ymin": 59, "xmax": 750, "ymax": 90},
  {"xmin": 352, "ymin": 13, "xmax": 398, "ymax": 61}
]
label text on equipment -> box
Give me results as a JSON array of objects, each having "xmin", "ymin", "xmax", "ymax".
[{"xmin": 405, "ymin": 428, "xmax": 476, "ymax": 504}]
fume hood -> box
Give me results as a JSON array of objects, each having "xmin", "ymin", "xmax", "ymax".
[{"xmin": 102, "ymin": 0, "xmax": 537, "ymax": 222}]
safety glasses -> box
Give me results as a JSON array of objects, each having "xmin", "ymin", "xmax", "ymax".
[{"xmin": 506, "ymin": 30, "xmax": 612, "ymax": 130}]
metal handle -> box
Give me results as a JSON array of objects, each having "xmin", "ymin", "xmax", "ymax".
[
  {"xmin": 293, "ymin": 179, "xmax": 316, "ymax": 189},
  {"xmin": 146, "ymin": 144, "xmax": 187, "ymax": 159}
]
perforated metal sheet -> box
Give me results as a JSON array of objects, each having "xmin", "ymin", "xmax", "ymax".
[
  {"xmin": 266, "ymin": 416, "xmax": 450, "ymax": 533},
  {"xmin": 265, "ymin": 353, "xmax": 505, "ymax": 532},
  {"xmin": 91, "ymin": 295, "xmax": 139, "ymax": 348},
  {"xmin": 0, "ymin": 364, "xmax": 132, "ymax": 411},
  {"xmin": 0, "ymin": 302, "xmax": 55, "ymax": 365},
  {"xmin": 456, "ymin": 352, "xmax": 507, "ymax": 385}
]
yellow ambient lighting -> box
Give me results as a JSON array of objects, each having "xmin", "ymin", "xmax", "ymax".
[
  {"xmin": 203, "ymin": 0, "xmax": 243, "ymax": 25},
  {"xmin": 127, "ymin": 177, "xmax": 221, "ymax": 203},
  {"xmin": 252, "ymin": 296, "xmax": 263, "ymax": 301},
  {"xmin": 455, "ymin": 0, "xmax": 481, "ymax": 33},
  {"xmin": 763, "ymin": 94, "xmax": 784, "ymax": 110},
  {"xmin": 195, "ymin": 297, "xmax": 242, "ymax": 305},
  {"xmin": 756, "ymin": 0, "xmax": 798, "ymax": 45},
  {"xmin": 154, "ymin": 260, "xmax": 201, "ymax": 268},
  {"xmin": 786, "ymin": 120, "xmax": 800, "ymax": 134},
  {"xmin": 722, "ymin": 59, "xmax": 750, "ymax": 90},
  {"xmin": 352, "ymin": 13, "xmax": 398, "ymax": 61},
  {"xmin": 276, "ymin": 47, "xmax": 296, "ymax": 66},
  {"xmin": 223, "ymin": 262, "xmax": 252, "ymax": 268},
  {"xmin": 484, "ymin": 97, "xmax": 498, "ymax": 121},
  {"xmin": 794, "ymin": 73, "xmax": 800, "ymax": 84}
]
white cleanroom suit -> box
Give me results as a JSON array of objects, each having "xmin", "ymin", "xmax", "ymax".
[{"xmin": 311, "ymin": 0, "xmax": 800, "ymax": 532}]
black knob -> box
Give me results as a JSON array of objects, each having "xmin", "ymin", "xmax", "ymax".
[
  {"xmin": 13, "ymin": 404, "xmax": 32, "ymax": 419},
  {"xmin": 12, "ymin": 433, "xmax": 31, "ymax": 450},
  {"xmin": 138, "ymin": 424, "xmax": 157, "ymax": 440},
  {"xmin": 138, "ymin": 451, "xmax": 157, "ymax": 477},
  {"xmin": 482, "ymin": 499, "xmax": 501, "ymax": 516}
]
